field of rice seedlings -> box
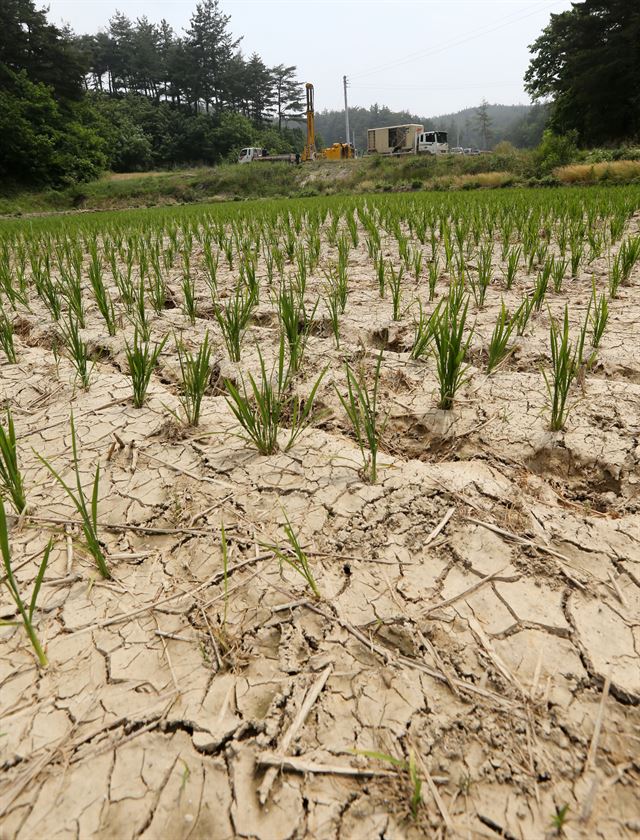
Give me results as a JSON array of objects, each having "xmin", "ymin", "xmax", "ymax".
[{"xmin": 0, "ymin": 186, "xmax": 639, "ymax": 839}]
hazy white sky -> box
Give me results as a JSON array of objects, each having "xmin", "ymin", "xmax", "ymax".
[{"xmin": 43, "ymin": 0, "xmax": 574, "ymax": 116}]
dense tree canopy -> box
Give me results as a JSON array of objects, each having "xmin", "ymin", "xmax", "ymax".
[
  {"xmin": 1, "ymin": 0, "xmax": 305, "ymax": 186},
  {"xmin": 525, "ymin": 0, "xmax": 640, "ymax": 145}
]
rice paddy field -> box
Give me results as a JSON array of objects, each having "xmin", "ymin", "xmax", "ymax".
[{"xmin": 0, "ymin": 186, "xmax": 639, "ymax": 839}]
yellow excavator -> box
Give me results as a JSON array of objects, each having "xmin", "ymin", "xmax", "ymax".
[{"xmin": 302, "ymin": 82, "xmax": 354, "ymax": 162}]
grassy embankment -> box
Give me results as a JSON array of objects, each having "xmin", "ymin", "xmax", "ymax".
[{"xmin": 2, "ymin": 149, "xmax": 640, "ymax": 217}]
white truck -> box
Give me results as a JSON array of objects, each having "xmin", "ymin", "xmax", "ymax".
[
  {"xmin": 238, "ymin": 147, "xmax": 297, "ymax": 164},
  {"xmin": 366, "ymin": 125, "xmax": 448, "ymax": 156}
]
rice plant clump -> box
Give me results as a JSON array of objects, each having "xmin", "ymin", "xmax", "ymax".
[
  {"xmin": 224, "ymin": 336, "xmax": 325, "ymax": 455},
  {"xmin": 176, "ymin": 331, "xmax": 213, "ymax": 427},
  {"xmin": 336, "ymin": 350, "xmax": 386, "ymax": 483},
  {"xmin": 433, "ymin": 290, "xmax": 473, "ymax": 410},
  {"xmin": 543, "ymin": 306, "xmax": 580, "ymax": 431},
  {"xmin": 125, "ymin": 330, "xmax": 167, "ymax": 408}
]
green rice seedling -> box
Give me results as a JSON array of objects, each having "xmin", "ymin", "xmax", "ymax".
[
  {"xmin": 148, "ymin": 254, "xmax": 168, "ymax": 314},
  {"xmin": 125, "ymin": 330, "xmax": 167, "ymax": 408},
  {"xmin": 576, "ymin": 293, "xmax": 593, "ymax": 368},
  {"xmin": 587, "ymin": 227, "xmax": 604, "ymax": 264},
  {"xmin": 503, "ymin": 245, "xmax": 521, "ymax": 290},
  {"xmin": 335, "ymin": 350, "xmax": 386, "ymax": 483},
  {"xmin": 181, "ymin": 267, "xmax": 197, "ymax": 326},
  {"xmin": 433, "ymin": 292, "xmax": 473, "ymax": 410},
  {"xmin": 427, "ymin": 255, "xmax": 440, "ymax": 301},
  {"xmin": 277, "ymin": 280, "xmax": 317, "ymax": 374},
  {"xmin": 411, "ymin": 300, "xmax": 441, "ymax": 360},
  {"xmin": 323, "ymin": 270, "xmax": 347, "ymax": 350},
  {"xmin": 62, "ymin": 271, "xmax": 85, "ymax": 328},
  {"xmin": 0, "ymin": 309, "xmax": 17, "ymax": 364},
  {"xmin": 532, "ymin": 262, "xmax": 551, "ymax": 311},
  {"xmin": 590, "ymin": 281, "xmax": 609, "ymax": 349},
  {"xmin": 0, "ymin": 409, "xmax": 26, "ymax": 513},
  {"xmin": 325, "ymin": 264, "xmax": 348, "ymax": 314},
  {"xmin": 60, "ymin": 316, "xmax": 92, "ymax": 389},
  {"xmin": 36, "ymin": 269, "xmax": 62, "ymax": 322},
  {"xmin": 37, "ymin": 414, "xmax": 109, "ymax": 578},
  {"xmin": 242, "ymin": 253, "xmax": 260, "ymax": 302},
  {"xmin": 204, "ymin": 249, "xmax": 219, "ymax": 298},
  {"xmin": 570, "ymin": 237, "xmax": 584, "ymax": 278},
  {"xmin": 486, "ymin": 301, "xmax": 516, "ymax": 374},
  {"xmin": 263, "ymin": 247, "xmax": 275, "ymax": 287},
  {"xmin": 619, "ymin": 235, "xmax": 640, "ymax": 284},
  {"xmin": 176, "ymin": 331, "xmax": 213, "ymax": 427},
  {"xmin": 130, "ymin": 276, "xmax": 151, "ymax": 341},
  {"xmin": 346, "ymin": 212, "xmax": 359, "ymax": 248},
  {"xmin": 608, "ymin": 253, "xmax": 622, "ymax": 298},
  {"xmin": 88, "ymin": 247, "xmax": 116, "ymax": 337},
  {"xmin": 387, "ymin": 263, "xmax": 404, "ymax": 320},
  {"xmin": 0, "ymin": 500, "xmax": 51, "ymax": 667},
  {"xmin": 273, "ymin": 244, "xmax": 285, "ymax": 278},
  {"xmin": 469, "ymin": 242, "xmax": 493, "ymax": 308},
  {"xmin": 411, "ymin": 248, "xmax": 424, "ymax": 281},
  {"xmin": 543, "ymin": 306, "xmax": 579, "ymax": 431},
  {"xmin": 514, "ymin": 293, "xmax": 535, "ymax": 336},
  {"xmin": 224, "ymin": 337, "xmax": 325, "ymax": 455},
  {"xmin": 376, "ymin": 256, "xmax": 386, "ymax": 298},
  {"xmin": 264, "ymin": 510, "xmax": 320, "ymax": 599},
  {"xmin": 214, "ymin": 281, "xmax": 256, "ymax": 363},
  {"xmin": 536, "ymin": 239, "xmax": 549, "ymax": 269},
  {"xmin": 551, "ymin": 256, "xmax": 568, "ymax": 294}
]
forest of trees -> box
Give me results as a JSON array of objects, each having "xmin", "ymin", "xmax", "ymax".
[
  {"xmin": 0, "ymin": 0, "xmax": 306, "ymax": 186},
  {"xmin": 0, "ymin": 0, "xmax": 637, "ymax": 189},
  {"xmin": 525, "ymin": 0, "xmax": 639, "ymax": 146}
]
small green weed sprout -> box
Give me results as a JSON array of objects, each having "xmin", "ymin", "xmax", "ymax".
[
  {"xmin": 356, "ymin": 749, "xmax": 423, "ymax": 820},
  {"xmin": 264, "ymin": 510, "xmax": 320, "ymax": 598}
]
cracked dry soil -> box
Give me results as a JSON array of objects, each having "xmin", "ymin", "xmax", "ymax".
[{"xmin": 1, "ymin": 193, "xmax": 639, "ymax": 840}]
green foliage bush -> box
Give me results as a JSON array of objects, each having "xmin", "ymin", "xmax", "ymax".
[
  {"xmin": 0, "ymin": 68, "xmax": 106, "ymax": 187},
  {"xmin": 533, "ymin": 130, "xmax": 580, "ymax": 175}
]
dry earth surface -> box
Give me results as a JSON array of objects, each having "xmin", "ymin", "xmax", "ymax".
[{"xmin": 0, "ymin": 194, "xmax": 639, "ymax": 840}]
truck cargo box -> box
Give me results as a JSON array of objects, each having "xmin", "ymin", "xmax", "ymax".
[{"xmin": 366, "ymin": 124, "xmax": 424, "ymax": 155}]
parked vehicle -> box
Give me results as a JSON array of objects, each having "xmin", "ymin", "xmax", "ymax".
[
  {"xmin": 367, "ymin": 124, "xmax": 448, "ymax": 155},
  {"xmin": 238, "ymin": 147, "xmax": 297, "ymax": 164}
]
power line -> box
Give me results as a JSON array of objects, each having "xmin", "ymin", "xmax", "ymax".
[
  {"xmin": 348, "ymin": 0, "xmax": 562, "ymax": 80},
  {"xmin": 350, "ymin": 82, "xmax": 524, "ymax": 91}
]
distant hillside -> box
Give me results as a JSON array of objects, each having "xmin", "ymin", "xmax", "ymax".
[{"xmin": 315, "ymin": 102, "xmax": 549, "ymax": 151}]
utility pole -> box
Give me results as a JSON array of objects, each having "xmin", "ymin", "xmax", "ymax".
[{"xmin": 343, "ymin": 75, "xmax": 350, "ymax": 146}]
